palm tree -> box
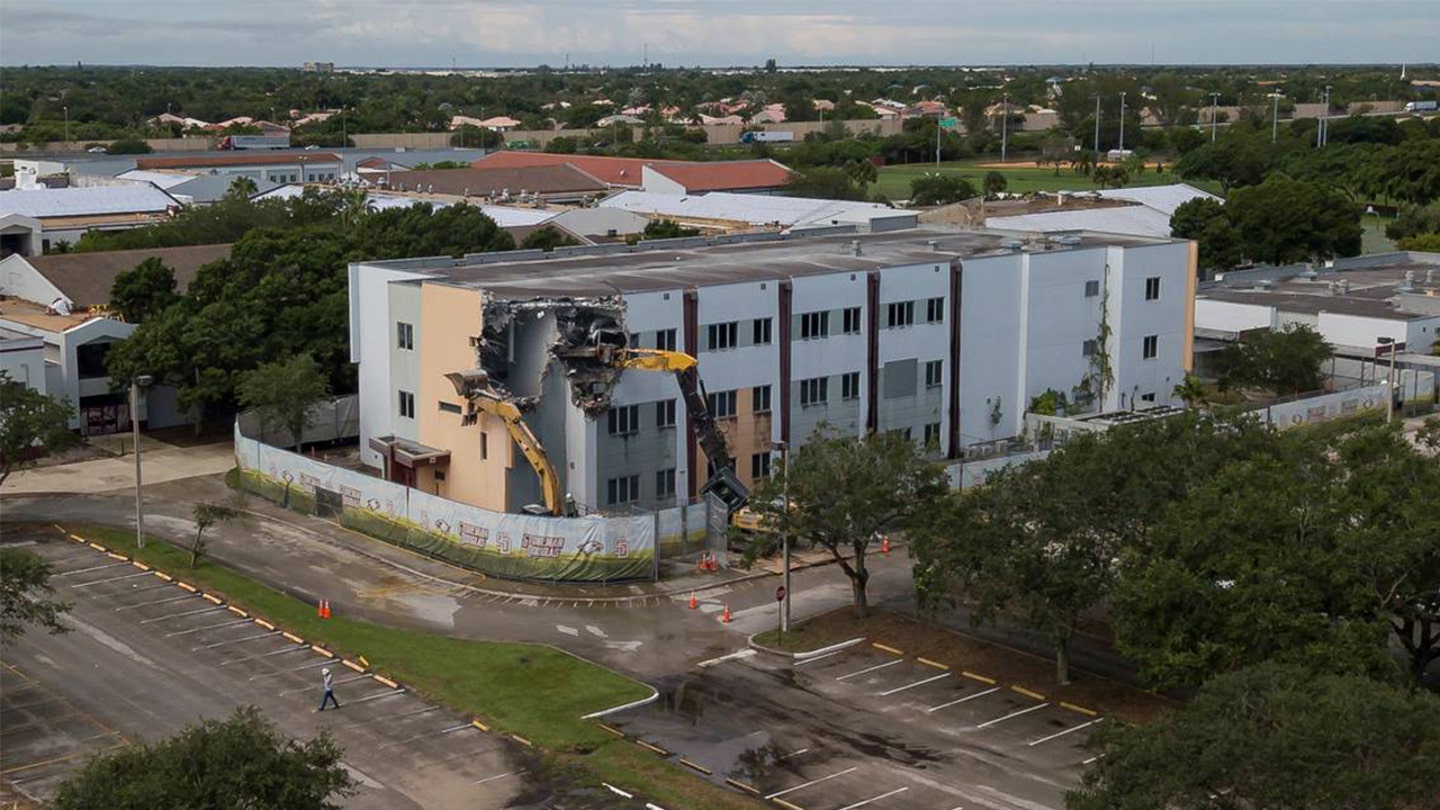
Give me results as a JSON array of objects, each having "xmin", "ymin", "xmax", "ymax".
[
  {"xmin": 1172, "ymin": 374, "xmax": 1208, "ymax": 408},
  {"xmin": 226, "ymin": 176, "xmax": 259, "ymax": 199}
]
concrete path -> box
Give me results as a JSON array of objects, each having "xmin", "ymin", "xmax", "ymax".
[{"xmin": 1, "ymin": 437, "xmax": 235, "ymax": 495}]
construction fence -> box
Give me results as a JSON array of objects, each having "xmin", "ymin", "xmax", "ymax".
[{"xmin": 234, "ymin": 422, "xmax": 709, "ymax": 583}]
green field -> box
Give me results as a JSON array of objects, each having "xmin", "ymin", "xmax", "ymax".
[
  {"xmin": 874, "ymin": 160, "xmax": 1223, "ymax": 200},
  {"xmin": 70, "ymin": 525, "xmax": 763, "ymax": 810}
]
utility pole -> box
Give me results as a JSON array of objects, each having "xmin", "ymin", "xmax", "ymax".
[
  {"xmin": 1118, "ymin": 92, "xmax": 1127, "ymax": 152},
  {"xmin": 1000, "ymin": 91, "xmax": 1009, "ymax": 163},
  {"xmin": 935, "ymin": 116, "xmax": 941, "ymax": 166},
  {"xmin": 1093, "ymin": 95, "xmax": 1101, "ymax": 153},
  {"xmin": 1210, "ymin": 92, "xmax": 1220, "ymax": 142},
  {"xmin": 1272, "ymin": 92, "xmax": 1280, "ymax": 143},
  {"xmin": 778, "ymin": 443, "xmax": 791, "ymax": 633},
  {"xmin": 1378, "ymin": 337, "xmax": 1399, "ymax": 422},
  {"xmin": 63, "ymin": 105, "xmax": 69, "ymax": 147}
]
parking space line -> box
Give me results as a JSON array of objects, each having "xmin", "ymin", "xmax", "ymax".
[
  {"xmin": 53, "ymin": 562, "xmax": 131, "ymax": 578},
  {"xmin": 196, "ymin": 631, "xmax": 279, "ymax": 650},
  {"xmin": 219, "ymin": 643, "xmax": 310, "ymax": 666},
  {"xmin": 343, "ymin": 705, "xmax": 438, "ymax": 728},
  {"xmin": 764, "ymin": 766, "xmax": 858, "ymax": 799},
  {"xmin": 977, "ymin": 702, "xmax": 1050, "ymax": 729},
  {"xmin": 474, "ymin": 770, "xmax": 524, "ymax": 785},
  {"xmin": 927, "ymin": 686, "xmax": 1001, "ymax": 713},
  {"xmin": 248, "ymin": 659, "xmax": 331, "ymax": 680},
  {"xmin": 0, "ymin": 742, "xmax": 126, "ymax": 776},
  {"xmin": 1082, "ymin": 754, "xmax": 1103, "ymax": 765},
  {"xmin": 836, "ymin": 787, "xmax": 908, "ymax": 809},
  {"xmin": 778, "ymin": 747, "xmax": 810, "ymax": 760},
  {"xmin": 1027, "ymin": 718, "xmax": 1102, "ymax": 747},
  {"xmin": 69, "ymin": 571, "xmax": 156, "ymax": 588},
  {"xmin": 114, "ymin": 591, "xmax": 191, "ymax": 610},
  {"xmin": 772, "ymin": 800, "xmax": 805, "ymax": 810},
  {"xmin": 793, "ymin": 650, "xmax": 844, "ymax": 666},
  {"xmin": 346, "ymin": 689, "xmax": 407, "ymax": 705},
  {"xmin": 836, "ymin": 659, "xmax": 903, "ymax": 681},
  {"xmin": 877, "ymin": 672, "xmax": 950, "ymax": 696},
  {"xmin": 376, "ymin": 723, "xmax": 476, "ymax": 750},
  {"xmin": 164, "ymin": 617, "xmax": 252, "ymax": 637},
  {"xmin": 138, "ymin": 605, "xmax": 226, "ymax": 623}
]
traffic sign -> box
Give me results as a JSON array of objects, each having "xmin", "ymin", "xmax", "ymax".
[
  {"xmin": 775, "ymin": 586, "xmax": 787, "ymax": 603},
  {"xmin": 940, "ymin": 117, "xmax": 958, "ymax": 130}
]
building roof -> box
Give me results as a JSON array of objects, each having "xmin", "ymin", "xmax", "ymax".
[
  {"xmin": 169, "ymin": 174, "xmax": 281, "ymax": 204},
  {"xmin": 987, "ymin": 205, "xmax": 1176, "ymax": 239},
  {"xmin": 380, "ymin": 166, "xmax": 607, "ymax": 197},
  {"xmin": 1200, "ymin": 254, "xmax": 1440, "ymax": 321},
  {"xmin": 1093, "ymin": 183, "xmax": 1221, "ymax": 218},
  {"xmin": 0, "ymin": 185, "xmax": 180, "ymax": 219},
  {"xmin": 600, "ymin": 190, "xmax": 908, "ymax": 229},
  {"xmin": 253, "ymin": 185, "xmax": 555, "ymax": 228},
  {"xmin": 24, "ymin": 244, "xmax": 232, "ymax": 307},
  {"xmin": 135, "ymin": 152, "xmax": 343, "ymax": 170},
  {"xmin": 116, "ymin": 169, "xmax": 202, "ymax": 189},
  {"xmin": 0, "ymin": 298, "xmax": 99, "ymax": 333},
  {"xmin": 361, "ymin": 227, "xmax": 1167, "ymax": 301},
  {"xmin": 646, "ymin": 160, "xmax": 793, "ymax": 193}
]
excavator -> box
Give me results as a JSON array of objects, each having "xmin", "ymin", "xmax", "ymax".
[{"xmin": 443, "ymin": 370, "xmax": 574, "ymax": 517}]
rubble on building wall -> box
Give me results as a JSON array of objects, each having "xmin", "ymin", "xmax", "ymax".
[{"xmin": 477, "ymin": 293, "xmax": 629, "ymax": 415}]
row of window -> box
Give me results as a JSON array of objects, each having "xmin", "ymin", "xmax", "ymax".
[
  {"xmin": 604, "ymin": 451, "xmax": 783, "ymax": 506},
  {"xmin": 700, "ymin": 298, "xmax": 944, "ymax": 352},
  {"xmin": 1084, "ymin": 277, "xmax": 1163, "ymax": 301}
]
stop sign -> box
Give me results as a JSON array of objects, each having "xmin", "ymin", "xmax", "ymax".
[{"xmin": 775, "ymin": 586, "xmax": 787, "ymax": 602}]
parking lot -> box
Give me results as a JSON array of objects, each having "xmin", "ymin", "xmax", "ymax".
[
  {"xmin": 605, "ymin": 641, "xmax": 1103, "ymax": 810},
  {"xmin": 0, "ymin": 529, "xmax": 543, "ymax": 809}
]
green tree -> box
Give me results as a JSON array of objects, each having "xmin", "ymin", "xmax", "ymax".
[
  {"xmin": 1219, "ymin": 322, "xmax": 1332, "ymax": 394},
  {"xmin": 519, "ymin": 225, "xmax": 579, "ymax": 251},
  {"xmin": 740, "ymin": 427, "xmax": 948, "ymax": 616},
  {"xmin": 787, "ymin": 167, "xmax": 868, "ymax": 201},
  {"xmin": 908, "ymin": 173, "xmax": 977, "ymax": 205},
  {"xmin": 1397, "ymin": 232, "xmax": 1440, "ymax": 251},
  {"xmin": 1169, "ymin": 197, "xmax": 1243, "ymax": 274},
  {"xmin": 1171, "ymin": 374, "xmax": 1207, "ymax": 407},
  {"xmin": 238, "ymin": 354, "xmax": 331, "ymax": 451},
  {"xmin": 1174, "ymin": 134, "xmax": 1274, "ymax": 193},
  {"xmin": 982, "ymin": 170, "xmax": 1007, "ymax": 197},
  {"xmin": 226, "ymin": 176, "xmax": 259, "ymax": 199},
  {"xmin": 1067, "ymin": 663, "xmax": 1440, "ymax": 810},
  {"xmin": 0, "ymin": 371, "xmax": 79, "ymax": 485},
  {"xmin": 54, "ymin": 706, "xmax": 356, "ymax": 810},
  {"xmin": 109, "ymin": 257, "xmax": 180, "ymax": 324},
  {"xmin": 1384, "ymin": 204, "xmax": 1440, "ymax": 241},
  {"xmin": 843, "ymin": 158, "xmax": 878, "ymax": 187},
  {"xmin": 189, "ymin": 503, "xmax": 239, "ymax": 568},
  {"xmin": 105, "ymin": 137, "xmax": 152, "ymax": 154},
  {"xmin": 1226, "ymin": 175, "xmax": 1363, "ymax": 264},
  {"xmin": 0, "ymin": 547, "xmax": 71, "ymax": 641},
  {"xmin": 1091, "ymin": 164, "xmax": 1129, "ymax": 189}
]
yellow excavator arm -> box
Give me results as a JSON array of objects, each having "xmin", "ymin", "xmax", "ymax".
[{"xmin": 444, "ymin": 371, "xmax": 567, "ymax": 517}]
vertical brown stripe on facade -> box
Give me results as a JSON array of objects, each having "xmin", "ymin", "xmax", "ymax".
[
  {"xmin": 866, "ymin": 271, "xmax": 880, "ymax": 433},
  {"xmin": 778, "ymin": 280, "xmax": 793, "ymax": 445},
  {"xmin": 683, "ymin": 289, "xmax": 699, "ymax": 498},
  {"xmin": 947, "ymin": 260, "xmax": 963, "ymax": 459}
]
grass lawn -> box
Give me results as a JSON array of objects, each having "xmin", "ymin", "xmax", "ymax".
[
  {"xmin": 875, "ymin": 159, "xmax": 1222, "ymax": 200},
  {"xmin": 751, "ymin": 625, "xmax": 837, "ymax": 653},
  {"xmin": 69, "ymin": 525, "xmax": 763, "ymax": 810}
]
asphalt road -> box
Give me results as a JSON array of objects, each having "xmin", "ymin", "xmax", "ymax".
[{"xmin": 0, "ymin": 527, "xmax": 545, "ymax": 809}]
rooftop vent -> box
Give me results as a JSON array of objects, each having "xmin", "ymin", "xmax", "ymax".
[{"xmin": 851, "ymin": 240, "xmax": 862, "ymax": 257}]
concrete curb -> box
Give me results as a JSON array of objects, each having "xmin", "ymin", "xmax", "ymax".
[
  {"xmin": 581, "ymin": 687, "xmax": 659, "ymax": 720},
  {"xmin": 746, "ymin": 633, "xmax": 866, "ymax": 659}
]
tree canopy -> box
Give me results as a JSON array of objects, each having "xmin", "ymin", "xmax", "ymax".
[
  {"xmin": 109, "ymin": 257, "xmax": 180, "ymax": 324},
  {"xmin": 0, "ymin": 370, "xmax": 80, "ymax": 485},
  {"xmin": 238, "ymin": 354, "xmax": 331, "ymax": 451},
  {"xmin": 908, "ymin": 173, "xmax": 977, "ymax": 205},
  {"xmin": 0, "ymin": 547, "xmax": 71, "ymax": 641},
  {"xmin": 54, "ymin": 706, "xmax": 355, "ymax": 810},
  {"xmin": 1218, "ymin": 322, "xmax": 1333, "ymax": 394}
]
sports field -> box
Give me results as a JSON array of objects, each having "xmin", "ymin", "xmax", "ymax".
[{"xmin": 874, "ymin": 159, "xmax": 1222, "ymax": 200}]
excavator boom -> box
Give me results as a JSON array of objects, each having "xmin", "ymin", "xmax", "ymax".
[{"xmin": 445, "ymin": 370, "xmax": 567, "ymax": 517}]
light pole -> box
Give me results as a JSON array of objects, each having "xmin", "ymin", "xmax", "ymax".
[
  {"xmin": 1272, "ymin": 92, "xmax": 1280, "ymax": 144},
  {"xmin": 1000, "ymin": 91, "xmax": 1009, "ymax": 164},
  {"xmin": 63, "ymin": 105, "xmax": 69, "ymax": 147},
  {"xmin": 1093, "ymin": 94, "xmax": 1101, "ymax": 154},
  {"xmin": 776, "ymin": 441, "xmax": 791, "ymax": 633},
  {"xmin": 1117, "ymin": 92, "xmax": 1126, "ymax": 152},
  {"xmin": 130, "ymin": 374, "xmax": 154, "ymax": 549},
  {"xmin": 1377, "ymin": 337, "xmax": 1398, "ymax": 422},
  {"xmin": 1209, "ymin": 92, "xmax": 1220, "ymax": 142}
]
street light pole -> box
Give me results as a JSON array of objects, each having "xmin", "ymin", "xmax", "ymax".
[
  {"xmin": 778, "ymin": 442, "xmax": 791, "ymax": 633},
  {"xmin": 1093, "ymin": 95, "xmax": 1101, "ymax": 154},
  {"xmin": 1272, "ymin": 92, "xmax": 1280, "ymax": 144},
  {"xmin": 63, "ymin": 106, "xmax": 69, "ymax": 147},
  {"xmin": 1378, "ymin": 337, "xmax": 1398, "ymax": 422},
  {"xmin": 1118, "ymin": 92, "xmax": 1126, "ymax": 152},
  {"xmin": 1210, "ymin": 92, "xmax": 1220, "ymax": 142},
  {"xmin": 1000, "ymin": 91, "xmax": 1008, "ymax": 164},
  {"xmin": 130, "ymin": 375, "xmax": 153, "ymax": 548}
]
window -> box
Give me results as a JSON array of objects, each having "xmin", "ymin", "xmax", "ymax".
[
  {"xmin": 800, "ymin": 376, "xmax": 829, "ymax": 407},
  {"xmin": 655, "ymin": 399, "xmax": 676, "ymax": 428},
  {"xmin": 886, "ymin": 300, "xmax": 915, "ymax": 328},
  {"xmin": 799, "ymin": 311, "xmax": 829, "ymax": 340},
  {"xmin": 1140, "ymin": 392, "xmax": 1157, "ymax": 403},
  {"xmin": 706, "ymin": 321, "xmax": 738, "ymax": 351},
  {"xmin": 883, "ymin": 359, "xmax": 918, "ymax": 399},
  {"xmin": 439, "ymin": 401, "xmax": 462, "ymax": 414},
  {"xmin": 707, "ymin": 390, "xmax": 737, "ymax": 419},
  {"xmin": 751, "ymin": 452, "xmax": 772, "ymax": 480},
  {"xmin": 1145, "ymin": 277, "xmax": 1161, "ymax": 301},
  {"xmin": 75, "ymin": 342, "xmax": 111, "ymax": 379},
  {"xmin": 1082, "ymin": 339, "xmax": 1098, "ymax": 357},
  {"xmin": 923, "ymin": 422, "xmax": 942, "ymax": 448},
  {"xmin": 753, "ymin": 385, "xmax": 772, "ymax": 414},
  {"xmin": 397, "ymin": 321, "xmax": 414, "ymax": 350},
  {"xmin": 924, "ymin": 360, "xmax": 943, "ymax": 388},
  {"xmin": 607, "ymin": 404, "xmax": 640, "ymax": 435},
  {"xmin": 481, "ymin": 431, "xmax": 488, "ymax": 460},
  {"xmin": 656, "ymin": 328, "xmax": 677, "ymax": 351},
  {"xmin": 925, "ymin": 297, "xmax": 944, "ymax": 323},
  {"xmin": 606, "ymin": 475, "xmax": 640, "ymax": 506},
  {"xmin": 628, "ymin": 332, "xmax": 641, "ymax": 348},
  {"xmin": 841, "ymin": 372, "xmax": 861, "ymax": 401},
  {"xmin": 655, "ymin": 468, "xmax": 676, "ymax": 499},
  {"xmin": 752, "ymin": 317, "xmax": 773, "ymax": 345},
  {"xmin": 889, "ymin": 427, "xmax": 913, "ymax": 441},
  {"xmin": 1143, "ymin": 335, "xmax": 1159, "ymax": 359},
  {"xmin": 398, "ymin": 390, "xmax": 415, "ymax": 419},
  {"xmin": 842, "ymin": 306, "xmax": 862, "ymax": 334},
  {"xmin": 1084, "ymin": 280, "xmax": 1101, "ymax": 297}
]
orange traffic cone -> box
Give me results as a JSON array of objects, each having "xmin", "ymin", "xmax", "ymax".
[
  {"xmin": 881, "ymin": 536, "xmax": 891, "ymax": 556},
  {"xmin": 317, "ymin": 599, "xmax": 325, "ymax": 618},
  {"xmin": 722, "ymin": 604, "xmax": 731, "ymax": 624},
  {"xmin": 689, "ymin": 591, "xmax": 698, "ymax": 610},
  {"xmin": 321, "ymin": 600, "xmax": 331, "ymax": 619}
]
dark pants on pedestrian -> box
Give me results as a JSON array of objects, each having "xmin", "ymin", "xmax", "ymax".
[{"xmin": 319, "ymin": 688, "xmax": 340, "ymax": 710}]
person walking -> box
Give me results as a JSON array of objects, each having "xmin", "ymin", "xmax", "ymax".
[{"xmin": 318, "ymin": 667, "xmax": 340, "ymax": 711}]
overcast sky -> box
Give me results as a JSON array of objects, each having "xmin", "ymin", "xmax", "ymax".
[{"xmin": 3, "ymin": 0, "xmax": 1437, "ymax": 68}]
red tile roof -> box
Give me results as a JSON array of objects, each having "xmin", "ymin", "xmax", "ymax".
[
  {"xmin": 471, "ymin": 152, "xmax": 791, "ymax": 192},
  {"xmin": 136, "ymin": 152, "xmax": 342, "ymax": 170}
]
